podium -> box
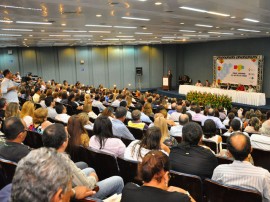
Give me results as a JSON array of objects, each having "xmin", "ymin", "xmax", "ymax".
[{"xmin": 162, "ymin": 76, "xmax": 169, "ymax": 90}]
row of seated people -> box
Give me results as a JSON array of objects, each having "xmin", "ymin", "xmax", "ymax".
[{"xmin": 0, "ymin": 118, "xmax": 269, "ymax": 201}]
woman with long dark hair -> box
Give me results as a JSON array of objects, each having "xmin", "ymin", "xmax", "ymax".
[{"xmin": 89, "ymin": 115, "xmax": 126, "ymax": 156}]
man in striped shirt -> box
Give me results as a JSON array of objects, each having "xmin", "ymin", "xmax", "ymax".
[{"xmin": 212, "ymin": 132, "xmax": 270, "ymax": 202}]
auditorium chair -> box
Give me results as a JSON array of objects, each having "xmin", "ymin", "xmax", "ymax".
[
  {"xmin": 221, "ymin": 135, "xmax": 228, "ymax": 143},
  {"xmin": 86, "ymin": 148, "xmax": 119, "ymax": 181},
  {"xmin": 0, "ymin": 158, "xmax": 17, "ymax": 189},
  {"xmin": 127, "ymin": 126, "xmax": 144, "ymax": 139},
  {"xmin": 34, "ymin": 103, "xmax": 42, "ymax": 109},
  {"xmin": 91, "ymin": 106, "xmax": 100, "ymax": 116},
  {"xmin": 121, "ymin": 137, "xmax": 133, "ymax": 147},
  {"xmin": 18, "ymin": 97, "xmax": 26, "ymax": 106},
  {"xmin": 47, "ymin": 117, "xmax": 55, "ymax": 123},
  {"xmin": 66, "ymin": 146, "xmax": 95, "ymax": 169},
  {"xmin": 65, "ymin": 104, "xmax": 77, "ymax": 116},
  {"xmin": 86, "ymin": 129, "xmax": 94, "ymax": 138},
  {"xmin": 23, "ymin": 131, "xmax": 43, "ymax": 149},
  {"xmin": 117, "ymin": 156, "xmax": 141, "ymax": 184},
  {"xmin": 173, "ymin": 136, "xmax": 182, "ymax": 144},
  {"xmin": 216, "ymin": 155, "xmax": 233, "ymax": 166},
  {"xmin": 89, "ymin": 117, "xmax": 95, "ymax": 124},
  {"xmin": 169, "ymin": 170, "xmax": 203, "ymax": 202},
  {"xmin": 202, "ymin": 140, "xmax": 219, "ymax": 154},
  {"xmin": 251, "ymin": 148, "xmax": 270, "ymax": 172},
  {"xmin": 53, "ymin": 119, "xmax": 67, "ymax": 126},
  {"xmin": 204, "ymin": 179, "xmax": 262, "ymax": 202}
]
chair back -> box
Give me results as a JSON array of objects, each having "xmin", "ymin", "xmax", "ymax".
[
  {"xmin": 92, "ymin": 106, "xmax": 100, "ymax": 116},
  {"xmin": 252, "ymin": 148, "xmax": 270, "ymax": 172},
  {"xmin": 54, "ymin": 119, "xmax": 67, "ymax": 126},
  {"xmin": 202, "ymin": 140, "xmax": 218, "ymax": 154},
  {"xmin": 23, "ymin": 131, "xmax": 43, "ymax": 149},
  {"xmin": 0, "ymin": 158, "xmax": 17, "ymax": 189},
  {"xmin": 47, "ymin": 117, "xmax": 55, "ymax": 123},
  {"xmin": 34, "ymin": 103, "xmax": 42, "ymax": 109},
  {"xmin": 86, "ymin": 129, "xmax": 94, "ymax": 138},
  {"xmin": 204, "ymin": 178, "xmax": 262, "ymax": 202},
  {"xmin": 66, "ymin": 146, "xmax": 95, "ymax": 169},
  {"xmin": 87, "ymin": 148, "xmax": 119, "ymax": 180},
  {"xmin": 221, "ymin": 135, "xmax": 228, "ymax": 143},
  {"xmin": 174, "ymin": 136, "xmax": 182, "ymax": 144},
  {"xmin": 121, "ymin": 137, "xmax": 133, "ymax": 147},
  {"xmin": 169, "ymin": 170, "xmax": 203, "ymax": 202},
  {"xmin": 127, "ymin": 126, "xmax": 144, "ymax": 139},
  {"xmin": 216, "ymin": 155, "xmax": 233, "ymax": 166},
  {"xmin": 65, "ymin": 104, "xmax": 76, "ymax": 116},
  {"xmin": 117, "ymin": 156, "xmax": 140, "ymax": 184}
]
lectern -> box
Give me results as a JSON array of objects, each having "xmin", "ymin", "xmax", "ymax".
[{"xmin": 162, "ymin": 76, "xmax": 169, "ymax": 90}]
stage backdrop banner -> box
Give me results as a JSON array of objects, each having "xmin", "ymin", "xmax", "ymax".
[{"xmin": 213, "ymin": 55, "xmax": 263, "ymax": 86}]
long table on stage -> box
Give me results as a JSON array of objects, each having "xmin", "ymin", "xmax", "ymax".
[{"xmin": 179, "ymin": 85, "xmax": 266, "ymax": 106}]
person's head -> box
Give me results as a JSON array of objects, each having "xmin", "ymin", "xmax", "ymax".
[
  {"xmin": 139, "ymin": 126, "xmax": 162, "ymax": 151},
  {"xmin": 67, "ymin": 115, "xmax": 86, "ymax": 148},
  {"xmin": 3, "ymin": 117, "xmax": 26, "ymax": 141},
  {"xmin": 33, "ymin": 108, "xmax": 48, "ymax": 125},
  {"xmin": 138, "ymin": 150, "xmax": 170, "ymax": 186},
  {"xmin": 115, "ymin": 106, "xmax": 127, "ymax": 120},
  {"xmin": 135, "ymin": 103, "xmax": 143, "ymax": 111},
  {"xmin": 55, "ymin": 103, "xmax": 66, "ymax": 114},
  {"xmin": 132, "ymin": 110, "xmax": 141, "ymax": 121},
  {"xmin": 0, "ymin": 98, "xmax": 7, "ymax": 110},
  {"xmin": 197, "ymin": 80, "xmax": 201, "ymax": 83},
  {"xmin": 143, "ymin": 102, "xmax": 153, "ymax": 116},
  {"xmin": 154, "ymin": 116, "xmax": 169, "ymax": 141},
  {"xmin": 195, "ymin": 106, "xmax": 201, "ymax": 114},
  {"xmin": 78, "ymin": 112, "xmax": 89, "ymax": 126},
  {"xmin": 101, "ymin": 107, "xmax": 114, "ymax": 117},
  {"xmin": 21, "ymin": 101, "xmax": 35, "ymax": 117},
  {"xmin": 203, "ymin": 119, "xmax": 216, "ymax": 139},
  {"xmin": 266, "ymin": 111, "xmax": 270, "ymax": 120},
  {"xmin": 249, "ymin": 117, "xmax": 260, "ymax": 131},
  {"xmin": 3, "ymin": 69, "xmax": 12, "ymax": 79},
  {"xmin": 230, "ymin": 119, "xmax": 241, "ymax": 131},
  {"xmin": 260, "ymin": 120, "xmax": 270, "ymax": 136},
  {"xmin": 93, "ymin": 115, "xmax": 113, "ymax": 149},
  {"xmin": 42, "ymin": 123, "xmax": 68, "ymax": 151},
  {"xmin": 227, "ymin": 132, "xmax": 251, "ymax": 161},
  {"xmin": 176, "ymin": 105, "xmax": 183, "ymax": 113},
  {"xmin": 45, "ymin": 96, "xmax": 55, "ymax": 107},
  {"xmin": 179, "ymin": 114, "xmax": 189, "ymax": 126},
  {"xmin": 182, "ymin": 122, "xmax": 203, "ymax": 145},
  {"xmin": 119, "ymin": 100, "xmax": 127, "ymax": 108},
  {"xmin": 207, "ymin": 108, "xmax": 215, "ymax": 116},
  {"xmin": 5, "ymin": 102, "xmax": 20, "ymax": 118},
  {"xmin": 34, "ymin": 87, "xmax": 41, "ymax": 94},
  {"xmin": 11, "ymin": 147, "xmax": 72, "ymax": 202}
]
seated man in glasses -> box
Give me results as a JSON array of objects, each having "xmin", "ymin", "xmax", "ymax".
[{"xmin": 0, "ymin": 117, "xmax": 31, "ymax": 163}]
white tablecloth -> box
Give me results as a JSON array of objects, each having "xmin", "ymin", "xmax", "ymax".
[{"xmin": 179, "ymin": 85, "xmax": 266, "ymax": 106}]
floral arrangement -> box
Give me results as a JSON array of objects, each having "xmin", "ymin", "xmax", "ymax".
[{"xmin": 186, "ymin": 91, "xmax": 232, "ymax": 109}]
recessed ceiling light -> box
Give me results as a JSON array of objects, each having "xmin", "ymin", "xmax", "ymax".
[
  {"xmin": 96, "ymin": 14, "xmax": 102, "ymax": 17},
  {"xmin": 207, "ymin": 11, "xmax": 230, "ymax": 17},
  {"xmin": 24, "ymin": 38, "xmax": 27, "ymax": 40},
  {"xmin": 162, "ymin": 36, "xmax": 176, "ymax": 39},
  {"xmin": 116, "ymin": 36, "xmax": 134, "ymax": 38},
  {"xmin": 208, "ymin": 32, "xmax": 234, "ymax": 35},
  {"xmin": 2, "ymin": 28, "xmax": 33, "ymax": 31},
  {"xmin": 73, "ymin": 35, "xmax": 93, "ymax": 37},
  {"xmin": 180, "ymin": 23, "xmax": 185, "ymax": 25},
  {"xmin": 120, "ymin": 39, "xmax": 136, "ymax": 40},
  {"xmin": 0, "ymin": 5, "xmax": 42, "ymax": 11},
  {"xmin": 63, "ymin": 30, "xmax": 87, "ymax": 33},
  {"xmin": 103, "ymin": 38, "xmax": 119, "ymax": 41},
  {"xmin": 41, "ymin": 30, "xmax": 45, "ymax": 32},
  {"xmin": 237, "ymin": 28, "xmax": 261, "ymax": 33},
  {"xmin": 142, "ymin": 27, "xmax": 147, "ymax": 30},
  {"xmin": 179, "ymin": 30, "xmax": 196, "ymax": 33},
  {"xmin": 114, "ymin": 26, "xmax": 137, "ymax": 29},
  {"xmin": 216, "ymin": 27, "xmax": 220, "ymax": 28},
  {"xmin": 155, "ymin": 2, "xmax": 162, "ymax": 5},
  {"xmin": 61, "ymin": 23, "xmax": 66, "ymax": 26},
  {"xmin": 195, "ymin": 24, "xmax": 213, "ymax": 28},
  {"xmin": 241, "ymin": 34, "xmax": 244, "ymax": 35},
  {"xmin": 122, "ymin": 17, "xmax": 150, "ymax": 21},
  {"xmin": 266, "ymin": 32, "xmax": 269, "ymax": 34},
  {"xmin": 49, "ymin": 35, "xmax": 71, "ymax": 37},
  {"xmin": 0, "ymin": 20, "xmax": 13, "ymax": 23},
  {"xmin": 243, "ymin": 18, "xmax": 260, "ymax": 23},
  {"xmin": 231, "ymin": 16, "xmax": 236, "ymax": 19},
  {"xmin": 85, "ymin": 24, "xmax": 112, "ymax": 28},
  {"xmin": 29, "ymin": 35, "xmax": 33, "ymax": 37},
  {"xmin": 16, "ymin": 21, "xmax": 52, "ymax": 25}
]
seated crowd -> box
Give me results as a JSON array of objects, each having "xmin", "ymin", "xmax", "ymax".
[{"xmin": 0, "ymin": 72, "xmax": 269, "ymax": 201}]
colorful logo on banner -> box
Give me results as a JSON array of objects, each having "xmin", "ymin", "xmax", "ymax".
[{"xmin": 234, "ymin": 65, "xmax": 244, "ymax": 72}]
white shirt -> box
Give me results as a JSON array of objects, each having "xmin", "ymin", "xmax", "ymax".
[
  {"xmin": 170, "ymin": 112, "xmax": 181, "ymax": 122},
  {"xmin": 92, "ymin": 100, "xmax": 105, "ymax": 112},
  {"xmin": 212, "ymin": 160, "xmax": 270, "ymax": 202},
  {"xmin": 111, "ymin": 99, "xmax": 121, "ymax": 107},
  {"xmin": 0, "ymin": 78, "xmax": 19, "ymax": 103},
  {"xmin": 170, "ymin": 125, "xmax": 183, "ymax": 137},
  {"xmin": 223, "ymin": 130, "xmax": 249, "ymax": 137},
  {"xmin": 55, "ymin": 113, "xmax": 70, "ymax": 123},
  {"xmin": 23, "ymin": 115, "xmax": 33, "ymax": 128},
  {"xmin": 251, "ymin": 134, "xmax": 270, "ymax": 151},
  {"xmin": 88, "ymin": 111, "xmax": 97, "ymax": 119},
  {"xmin": 47, "ymin": 107, "xmax": 58, "ymax": 119}
]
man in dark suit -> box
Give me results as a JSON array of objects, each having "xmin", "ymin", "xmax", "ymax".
[{"xmin": 168, "ymin": 69, "xmax": 173, "ymax": 90}]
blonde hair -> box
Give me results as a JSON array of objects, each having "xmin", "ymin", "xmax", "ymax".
[
  {"xmin": 143, "ymin": 102, "xmax": 153, "ymax": 117},
  {"xmin": 20, "ymin": 101, "xmax": 35, "ymax": 118},
  {"xmin": 83, "ymin": 103, "xmax": 92, "ymax": 113},
  {"xmin": 78, "ymin": 112, "xmax": 89, "ymax": 127},
  {"xmin": 33, "ymin": 108, "xmax": 48, "ymax": 124},
  {"xmin": 126, "ymin": 96, "xmax": 133, "ymax": 107},
  {"xmin": 84, "ymin": 94, "xmax": 91, "ymax": 105},
  {"xmin": 154, "ymin": 117, "xmax": 169, "ymax": 142},
  {"xmin": 5, "ymin": 102, "xmax": 20, "ymax": 118}
]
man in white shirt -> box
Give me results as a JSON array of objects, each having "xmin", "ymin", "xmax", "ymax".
[
  {"xmin": 192, "ymin": 107, "xmax": 206, "ymax": 122},
  {"xmin": 170, "ymin": 114, "xmax": 189, "ymax": 137},
  {"xmin": 251, "ymin": 120, "xmax": 270, "ymax": 151},
  {"xmin": 45, "ymin": 96, "xmax": 57, "ymax": 119},
  {"xmin": 92, "ymin": 94, "xmax": 105, "ymax": 112},
  {"xmin": 212, "ymin": 132, "xmax": 270, "ymax": 202},
  {"xmin": 0, "ymin": 69, "xmax": 19, "ymax": 103},
  {"xmin": 55, "ymin": 104, "xmax": 70, "ymax": 123},
  {"xmin": 111, "ymin": 94, "xmax": 123, "ymax": 107},
  {"xmin": 223, "ymin": 119, "xmax": 248, "ymax": 137},
  {"xmin": 202, "ymin": 108, "xmax": 225, "ymax": 129},
  {"xmin": 135, "ymin": 103, "xmax": 152, "ymax": 123}
]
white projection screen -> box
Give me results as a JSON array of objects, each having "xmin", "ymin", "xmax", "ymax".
[{"xmin": 213, "ymin": 55, "xmax": 264, "ymax": 92}]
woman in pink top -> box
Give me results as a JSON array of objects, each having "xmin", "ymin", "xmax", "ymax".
[{"xmin": 89, "ymin": 115, "xmax": 126, "ymax": 156}]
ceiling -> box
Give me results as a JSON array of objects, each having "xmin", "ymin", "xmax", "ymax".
[{"xmin": 0, "ymin": 0, "xmax": 270, "ymax": 47}]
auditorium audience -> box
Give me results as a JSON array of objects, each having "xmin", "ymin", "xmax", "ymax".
[
  {"xmin": 29, "ymin": 108, "xmax": 52, "ymax": 134},
  {"xmin": 92, "ymin": 94, "xmax": 106, "ymax": 112},
  {"xmin": 121, "ymin": 151, "xmax": 194, "ymax": 202},
  {"xmin": 202, "ymin": 108, "xmax": 226, "ymax": 129},
  {"xmin": 89, "ymin": 115, "xmax": 126, "ymax": 156},
  {"xmin": 170, "ymin": 105, "xmax": 183, "ymax": 122},
  {"xmin": 5, "ymin": 102, "xmax": 20, "ymax": 119},
  {"xmin": 45, "ymin": 96, "xmax": 57, "ymax": 119},
  {"xmin": 192, "ymin": 106, "xmax": 206, "ymax": 122},
  {"xmin": 101, "ymin": 106, "xmax": 115, "ymax": 121},
  {"xmin": 128, "ymin": 110, "xmax": 148, "ymax": 130},
  {"xmin": 83, "ymin": 103, "xmax": 98, "ymax": 120},
  {"xmin": 135, "ymin": 103, "xmax": 152, "ymax": 123},
  {"xmin": 0, "ymin": 98, "xmax": 7, "ymax": 119},
  {"xmin": 195, "ymin": 80, "xmax": 203, "ymax": 87},
  {"xmin": 55, "ymin": 103, "xmax": 70, "ymax": 123},
  {"xmin": 223, "ymin": 119, "xmax": 248, "ymax": 137},
  {"xmin": 212, "ymin": 132, "xmax": 270, "ymax": 201},
  {"xmin": 244, "ymin": 117, "xmax": 261, "ymax": 134},
  {"xmin": 169, "ymin": 122, "xmax": 218, "ymax": 179},
  {"xmin": 170, "ymin": 114, "xmax": 189, "ymax": 137},
  {"xmin": 250, "ymin": 120, "xmax": 270, "ymax": 151}
]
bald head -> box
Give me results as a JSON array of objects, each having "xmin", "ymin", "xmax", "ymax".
[
  {"xmin": 176, "ymin": 105, "xmax": 183, "ymax": 113},
  {"xmin": 208, "ymin": 108, "xmax": 214, "ymax": 116},
  {"xmin": 227, "ymin": 132, "xmax": 251, "ymax": 161},
  {"xmin": 179, "ymin": 114, "xmax": 189, "ymax": 126}
]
